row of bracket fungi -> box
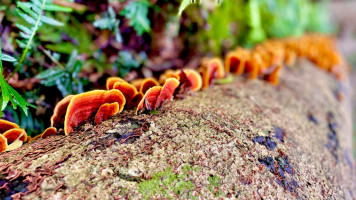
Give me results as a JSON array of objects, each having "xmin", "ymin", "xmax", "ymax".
[
  {"xmin": 0, "ymin": 34, "xmax": 348, "ymax": 153},
  {"xmin": 0, "ymin": 119, "xmax": 56, "ymax": 153}
]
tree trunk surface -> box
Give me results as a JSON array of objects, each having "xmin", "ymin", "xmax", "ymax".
[{"xmin": 1, "ymin": 60, "xmax": 355, "ymax": 200}]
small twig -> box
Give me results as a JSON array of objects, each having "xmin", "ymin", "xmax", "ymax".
[{"xmin": 38, "ymin": 45, "xmax": 66, "ymax": 70}]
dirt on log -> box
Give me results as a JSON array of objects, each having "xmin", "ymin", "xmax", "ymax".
[{"xmin": 0, "ymin": 60, "xmax": 355, "ymax": 200}]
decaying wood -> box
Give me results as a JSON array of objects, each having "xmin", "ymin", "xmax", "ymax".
[{"xmin": 0, "ymin": 60, "xmax": 355, "ymax": 199}]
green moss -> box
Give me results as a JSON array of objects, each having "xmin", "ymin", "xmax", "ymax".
[
  {"xmin": 138, "ymin": 165, "xmax": 198, "ymax": 199},
  {"xmin": 208, "ymin": 175, "xmax": 223, "ymax": 197}
]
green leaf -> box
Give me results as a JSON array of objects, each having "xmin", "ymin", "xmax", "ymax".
[
  {"xmin": 0, "ymin": 77, "xmax": 10, "ymax": 110},
  {"xmin": 93, "ymin": 18, "xmax": 112, "ymax": 29},
  {"xmin": 35, "ymin": 66, "xmax": 63, "ymax": 79},
  {"xmin": 41, "ymin": 15, "xmax": 64, "ymax": 26},
  {"xmin": 16, "ymin": 9, "xmax": 37, "ymax": 25},
  {"xmin": 41, "ymin": 71, "xmax": 66, "ymax": 86},
  {"xmin": 15, "ymin": 23, "xmax": 33, "ymax": 35},
  {"xmin": 1, "ymin": 54, "xmax": 17, "ymax": 63},
  {"xmin": 120, "ymin": 0, "xmax": 151, "ymax": 35},
  {"xmin": 44, "ymin": 4, "xmax": 73, "ymax": 12},
  {"xmin": 66, "ymin": 49, "xmax": 78, "ymax": 71}
]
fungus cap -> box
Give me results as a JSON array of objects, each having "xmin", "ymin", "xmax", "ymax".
[
  {"xmin": 106, "ymin": 77, "xmax": 126, "ymax": 90},
  {"xmin": 158, "ymin": 70, "xmax": 180, "ymax": 85},
  {"xmin": 140, "ymin": 78, "xmax": 159, "ymax": 94},
  {"xmin": 94, "ymin": 102, "xmax": 120, "ymax": 124},
  {"xmin": 201, "ymin": 57, "xmax": 225, "ymax": 78},
  {"xmin": 113, "ymin": 82, "xmax": 138, "ymax": 102},
  {"xmin": 136, "ymin": 86, "xmax": 162, "ymax": 115},
  {"xmin": 131, "ymin": 79, "xmax": 145, "ymax": 91},
  {"xmin": 224, "ymin": 48, "xmax": 250, "ymax": 75},
  {"xmin": 41, "ymin": 127, "xmax": 57, "ymax": 138},
  {"xmin": 201, "ymin": 57, "xmax": 225, "ymax": 90},
  {"xmin": 0, "ymin": 119, "xmax": 20, "ymax": 134},
  {"xmin": 50, "ymin": 95, "xmax": 74, "ymax": 128},
  {"xmin": 155, "ymin": 78, "xmax": 180, "ymax": 110},
  {"xmin": 28, "ymin": 134, "xmax": 42, "ymax": 143},
  {"xmin": 3, "ymin": 128, "xmax": 27, "ymax": 144},
  {"xmin": 245, "ymin": 52, "xmax": 263, "ymax": 80},
  {"xmin": 183, "ymin": 69, "xmax": 202, "ymax": 92},
  {"xmin": 64, "ymin": 90, "xmax": 126, "ymax": 135},
  {"xmin": 0, "ymin": 134, "xmax": 8, "ymax": 153}
]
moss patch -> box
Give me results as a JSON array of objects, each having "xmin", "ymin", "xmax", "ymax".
[
  {"xmin": 208, "ymin": 175, "xmax": 222, "ymax": 197},
  {"xmin": 138, "ymin": 165, "xmax": 198, "ymax": 199}
]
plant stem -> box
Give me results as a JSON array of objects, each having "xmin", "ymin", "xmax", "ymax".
[
  {"xmin": 9, "ymin": 0, "xmax": 47, "ymax": 80},
  {"xmin": 38, "ymin": 45, "xmax": 66, "ymax": 70}
]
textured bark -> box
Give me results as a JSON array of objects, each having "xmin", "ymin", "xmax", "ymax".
[{"xmin": 0, "ymin": 60, "xmax": 355, "ymax": 200}]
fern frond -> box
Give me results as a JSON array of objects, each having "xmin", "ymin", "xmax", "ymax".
[{"xmin": 13, "ymin": 0, "xmax": 66, "ymax": 76}]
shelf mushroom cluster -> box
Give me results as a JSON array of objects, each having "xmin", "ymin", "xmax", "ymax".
[
  {"xmin": 223, "ymin": 34, "xmax": 347, "ymax": 85},
  {"xmin": 0, "ymin": 119, "xmax": 57, "ymax": 153},
  {"xmin": 0, "ymin": 34, "xmax": 348, "ymax": 153}
]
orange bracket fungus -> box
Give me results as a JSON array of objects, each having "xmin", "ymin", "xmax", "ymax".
[
  {"xmin": 94, "ymin": 102, "xmax": 120, "ymax": 124},
  {"xmin": 200, "ymin": 57, "xmax": 225, "ymax": 90},
  {"xmin": 127, "ymin": 92, "xmax": 144, "ymax": 109},
  {"xmin": 131, "ymin": 79, "xmax": 145, "ymax": 91},
  {"xmin": 106, "ymin": 77, "xmax": 126, "ymax": 90},
  {"xmin": 0, "ymin": 119, "xmax": 20, "ymax": 134},
  {"xmin": 245, "ymin": 52, "xmax": 264, "ymax": 80},
  {"xmin": 139, "ymin": 78, "xmax": 160, "ymax": 94},
  {"xmin": 174, "ymin": 70, "xmax": 192, "ymax": 98},
  {"xmin": 0, "ymin": 134, "xmax": 8, "ymax": 153},
  {"xmin": 155, "ymin": 78, "xmax": 180, "ymax": 110},
  {"xmin": 224, "ymin": 48, "xmax": 250, "ymax": 75},
  {"xmin": 50, "ymin": 95, "xmax": 74, "ymax": 128},
  {"xmin": 136, "ymin": 86, "xmax": 162, "ymax": 115},
  {"xmin": 158, "ymin": 69, "xmax": 180, "ymax": 85},
  {"xmin": 263, "ymin": 65, "xmax": 282, "ymax": 85},
  {"xmin": 28, "ymin": 134, "xmax": 42, "ymax": 143},
  {"xmin": 3, "ymin": 128, "xmax": 27, "ymax": 144},
  {"xmin": 112, "ymin": 82, "xmax": 138, "ymax": 103},
  {"xmin": 183, "ymin": 69, "xmax": 202, "ymax": 92},
  {"xmin": 64, "ymin": 89, "xmax": 126, "ymax": 135},
  {"xmin": 41, "ymin": 127, "xmax": 57, "ymax": 139}
]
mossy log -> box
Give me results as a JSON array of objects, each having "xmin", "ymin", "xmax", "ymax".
[{"xmin": 1, "ymin": 60, "xmax": 355, "ymax": 199}]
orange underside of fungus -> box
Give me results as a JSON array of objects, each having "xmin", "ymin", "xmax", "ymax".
[
  {"xmin": 3, "ymin": 128, "xmax": 27, "ymax": 144},
  {"xmin": 136, "ymin": 86, "xmax": 162, "ymax": 114},
  {"xmin": 224, "ymin": 48, "xmax": 250, "ymax": 75},
  {"xmin": 51, "ymin": 95, "xmax": 74, "ymax": 128},
  {"xmin": 127, "ymin": 92, "xmax": 144, "ymax": 109},
  {"xmin": 94, "ymin": 102, "xmax": 120, "ymax": 124},
  {"xmin": 0, "ymin": 119, "xmax": 20, "ymax": 134},
  {"xmin": 64, "ymin": 89, "xmax": 126, "ymax": 135},
  {"xmin": 263, "ymin": 65, "xmax": 282, "ymax": 85},
  {"xmin": 155, "ymin": 78, "xmax": 180, "ymax": 110}
]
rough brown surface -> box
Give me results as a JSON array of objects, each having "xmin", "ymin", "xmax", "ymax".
[{"xmin": 0, "ymin": 60, "xmax": 355, "ymax": 199}]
